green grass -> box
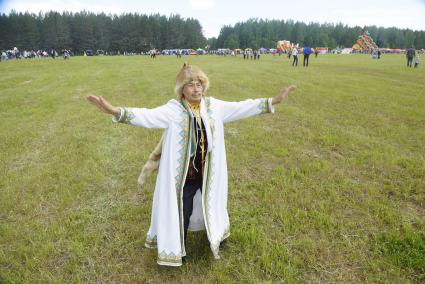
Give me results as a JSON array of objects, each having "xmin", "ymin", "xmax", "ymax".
[{"xmin": 1, "ymin": 54, "xmax": 424, "ymax": 283}]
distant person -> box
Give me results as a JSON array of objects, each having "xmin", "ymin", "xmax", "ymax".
[
  {"xmin": 50, "ymin": 49, "xmax": 56, "ymax": 59},
  {"xmin": 377, "ymin": 50, "xmax": 381, "ymax": 59},
  {"xmin": 63, "ymin": 49, "xmax": 70, "ymax": 60},
  {"xmin": 303, "ymin": 46, "xmax": 312, "ymax": 67},
  {"xmin": 13, "ymin": 47, "xmax": 20, "ymax": 59},
  {"xmin": 292, "ymin": 47, "xmax": 298, "ymax": 67},
  {"xmin": 415, "ymin": 54, "xmax": 420, "ymax": 68},
  {"xmin": 314, "ymin": 48, "xmax": 319, "ymax": 58},
  {"xmin": 406, "ymin": 48, "xmax": 416, "ymax": 67},
  {"xmin": 150, "ymin": 49, "xmax": 156, "ymax": 59}
]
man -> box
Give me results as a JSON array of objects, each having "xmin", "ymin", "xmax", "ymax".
[
  {"xmin": 292, "ymin": 46, "xmax": 298, "ymax": 66},
  {"xmin": 50, "ymin": 48, "xmax": 56, "ymax": 59},
  {"xmin": 303, "ymin": 46, "xmax": 312, "ymax": 67},
  {"xmin": 406, "ymin": 47, "xmax": 416, "ymax": 67},
  {"xmin": 87, "ymin": 63, "xmax": 296, "ymax": 266}
]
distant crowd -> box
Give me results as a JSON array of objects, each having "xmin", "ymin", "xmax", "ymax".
[
  {"xmin": 1, "ymin": 46, "xmax": 422, "ymax": 69},
  {"xmin": 1, "ymin": 47, "xmax": 72, "ymax": 61}
]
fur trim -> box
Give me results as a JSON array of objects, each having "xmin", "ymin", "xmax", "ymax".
[
  {"xmin": 137, "ymin": 135, "xmax": 163, "ymax": 189},
  {"xmin": 174, "ymin": 63, "xmax": 209, "ymax": 99}
]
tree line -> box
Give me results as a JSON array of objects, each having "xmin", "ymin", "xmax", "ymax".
[
  {"xmin": 1, "ymin": 12, "xmax": 424, "ymax": 54},
  {"xmin": 210, "ymin": 19, "xmax": 425, "ymax": 50},
  {"xmin": 0, "ymin": 11, "xmax": 206, "ymax": 54}
]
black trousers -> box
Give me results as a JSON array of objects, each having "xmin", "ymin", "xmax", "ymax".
[
  {"xmin": 303, "ymin": 54, "xmax": 310, "ymax": 66},
  {"xmin": 292, "ymin": 55, "xmax": 298, "ymax": 66},
  {"xmin": 407, "ymin": 57, "xmax": 413, "ymax": 67},
  {"xmin": 183, "ymin": 181, "xmax": 202, "ymax": 242}
]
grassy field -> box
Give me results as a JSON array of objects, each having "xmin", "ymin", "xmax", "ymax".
[{"xmin": 1, "ymin": 53, "xmax": 424, "ymax": 283}]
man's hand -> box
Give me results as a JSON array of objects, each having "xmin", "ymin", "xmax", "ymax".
[
  {"xmin": 272, "ymin": 85, "xmax": 297, "ymax": 105},
  {"xmin": 86, "ymin": 95, "xmax": 119, "ymax": 116}
]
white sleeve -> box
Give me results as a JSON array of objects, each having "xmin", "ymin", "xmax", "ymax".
[
  {"xmin": 112, "ymin": 101, "xmax": 175, "ymax": 129},
  {"xmin": 212, "ymin": 97, "xmax": 275, "ymax": 124}
]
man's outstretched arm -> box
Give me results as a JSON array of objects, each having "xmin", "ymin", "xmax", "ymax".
[
  {"xmin": 86, "ymin": 95, "xmax": 120, "ymax": 116},
  {"xmin": 271, "ymin": 85, "xmax": 296, "ymax": 105},
  {"xmin": 86, "ymin": 95, "xmax": 173, "ymax": 129}
]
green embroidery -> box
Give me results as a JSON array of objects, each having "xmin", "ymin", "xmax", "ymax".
[
  {"xmin": 204, "ymin": 97, "xmax": 232, "ymax": 257},
  {"xmin": 175, "ymin": 110, "xmax": 190, "ymax": 192},
  {"xmin": 158, "ymin": 250, "xmax": 182, "ymax": 264},
  {"xmin": 145, "ymin": 234, "xmax": 157, "ymax": 248},
  {"xmin": 203, "ymin": 97, "xmax": 219, "ymax": 256},
  {"xmin": 116, "ymin": 108, "xmax": 136, "ymax": 124},
  {"xmin": 258, "ymin": 98, "xmax": 268, "ymax": 114},
  {"xmin": 149, "ymin": 102, "xmax": 190, "ymax": 264},
  {"xmin": 175, "ymin": 102, "xmax": 191, "ymax": 256},
  {"xmin": 123, "ymin": 108, "xmax": 135, "ymax": 123}
]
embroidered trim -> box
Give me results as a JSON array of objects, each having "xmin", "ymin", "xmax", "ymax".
[
  {"xmin": 175, "ymin": 111, "xmax": 190, "ymax": 192},
  {"xmin": 267, "ymin": 98, "xmax": 275, "ymax": 113},
  {"xmin": 175, "ymin": 101, "xmax": 191, "ymax": 257},
  {"xmin": 145, "ymin": 234, "xmax": 157, "ymax": 248},
  {"xmin": 203, "ymin": 97, "xmax": 232, "ymax": 259},
  {"xmin": 158, "ymin": 250, "xmax": 182, "ymax": 265},
  {"xmin": 123, "ymin": 108, "xmax": 135, "ymax": 123},
  {"xmin": 113, "ymin": 107, "xmax": 124, "ymax": 121},
  {"xmin": 202, "ymin": 97, "xmax": 219, "ymax": 257},
  {"xmin": 257, "ymin": 98, "xmax": 275, "ymax": 114},
  {"xmin": 157, "ymin": 260, "xmax": 182, "ymax": 267},
  {"xmin": 114, "ymin": 107, "xmax": 136, "ymax": 123},
  {"xmin": 258, "ymin": 98, "xmax": 268, "ymax": 114}
]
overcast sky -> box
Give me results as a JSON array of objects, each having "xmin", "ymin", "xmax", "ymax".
[{"xmin": 1, "ymin": 0, "xmax": 424, "ymax": 38}]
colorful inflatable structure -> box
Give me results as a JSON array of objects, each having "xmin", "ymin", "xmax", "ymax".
[
  {"xmin": 352, "ymin": 31, "xmax": 378, "ymax": 50},
  {"xmin": 277, "ymin": 40, "xmax": 292, "ymax": 52}
]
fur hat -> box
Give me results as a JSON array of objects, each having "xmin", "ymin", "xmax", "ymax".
[{"xmin": 174, "ymin": 63, "xmax": 210, "ymax": 98}]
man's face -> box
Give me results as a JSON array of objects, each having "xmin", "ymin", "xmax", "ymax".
[{"xmin": 182, "ymin": 80, "xmax": 203, "ymax": 104}]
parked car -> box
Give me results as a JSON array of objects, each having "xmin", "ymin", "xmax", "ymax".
[
  {"xmin": 85, "ymin": 49, "xmax": 94, "ymax": 56},
  {"xmin": 196, "ymin": 48, "xmax": 206, "ymax": 55}
]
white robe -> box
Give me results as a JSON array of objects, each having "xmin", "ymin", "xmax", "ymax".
[{"xmin": 114, "ymin": 96, "xmax": 274, "ymax": 266}]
